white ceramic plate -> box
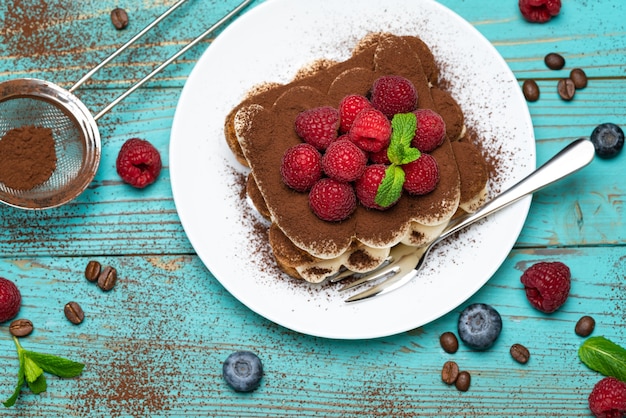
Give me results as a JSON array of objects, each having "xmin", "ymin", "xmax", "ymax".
[{"xmin": 170, "ymin": 0, "xmax": 535, "ymax": 339}]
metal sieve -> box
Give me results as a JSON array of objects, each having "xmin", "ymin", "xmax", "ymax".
[{"xmin": 0, "ymin": 0, "xmax": 252, "ymax": 210}]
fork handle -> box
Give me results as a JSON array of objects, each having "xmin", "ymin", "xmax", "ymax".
[
  {"xmin": 345, "ymin": 138, "xmax": 595, "ymax": 303},
  {"xmin": 438, "ymin": 137, "xmax": 595, "ymax": 243}
]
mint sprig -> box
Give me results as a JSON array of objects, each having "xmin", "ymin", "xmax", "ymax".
[
  {"xmin": 3, "ymin": 336, "xmax": 85, "ymax": 408},
  {"xmin": 579, "ymin": 336, "xmax": 626, "ymax": 382},
  {"xmin": 375, "ymin": 113, "xmax": 421, "ymax": 207}
]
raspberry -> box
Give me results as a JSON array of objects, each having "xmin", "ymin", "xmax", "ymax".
[
  {"xmin": 0, "ymin": 277, "xmax": 21, "ymax": 323},
  {"xmin": 294, "ymin": 106, "xmax": 340, "ymax": 150},
  {"xmin": 349, "ymin": 108, "xmax": 392, "ymax": 153},
  {"xmin": 520, "ymin": 261, "xmax": 571, "ymax": 313},
  {"xmin": 280, "ymin": 143, "xmax": 323, "ymax": 192},
  {"xmin": 412, "ymin": 109, "xmax": 446, "ymax": 152},
  {"xmin": 116, "ymin": 138, "xmax": 162, "ymax": 188},
  {"xmin": 519, "ymin": 0, "xmax": 561, "ymax": 23},
  {"xmin": 308, "ymin": 178, "xmax": 356, "ymax": 222},
  {"xmin": 370, "ymin": 75, "xmax": 418, "ymax": 118},
  {"xmin": 588, "ymin": 377, "xmax": 626, "ymax": 418},
  {"xmin": 369, "ymin": 147, "xmax": 390, "ymax": 165},
  {"xmin": 322, "ymin": 139, "xmax": 367, "ymax": 182},
  {"xmin": 339, "ymin": 94, "xmax": 372, "ymax": 133},
  {"xmin": 403, "ymin": 153, "xmax": 439, "ymax": 195},
  {"xmin": 355, "ymin": 164, "xmax": 397, "ymax": 210}
]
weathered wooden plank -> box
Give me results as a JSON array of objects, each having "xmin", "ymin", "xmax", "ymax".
[
  {"xmin": 1, "ymin": 0, "xmax": 625, "ymax": 88},
  {"xmin": 0, "ymin": 247, "xmax": 623, "ymax": 416},
  {"xmin": 0, "ymin": 1, "xmax": 625, "ymax": 416}
]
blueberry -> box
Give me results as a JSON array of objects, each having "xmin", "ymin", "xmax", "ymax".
[
  {"xmin": 457, "ymin": 303, "xmax": 502, "ymax": 350},
  {"xmin": 590, "ymin": 123, "xmax": 624, "ymax": 158},
  {"xmin": 222, "ymin": 351, "xmax": 263, "ymax": 392}
]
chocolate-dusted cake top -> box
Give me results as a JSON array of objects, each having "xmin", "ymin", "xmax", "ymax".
[{"xmin": 230, "ymin": 33, "xmax": 483, "ymax": 259}]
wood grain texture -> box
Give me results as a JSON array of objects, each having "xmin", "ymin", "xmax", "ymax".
[{"xmin": 0, "ymin": 0, "xmax": 625, "ymax": 416}]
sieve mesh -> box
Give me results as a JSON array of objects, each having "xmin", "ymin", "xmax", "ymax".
[{"xmin": 0, "ymin": 79, "xmax": 100, "ymax": 210}]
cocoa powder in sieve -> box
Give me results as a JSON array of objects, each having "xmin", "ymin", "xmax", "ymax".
[{"xmin": 0, "ymin": 125, "xmax": 57, "ymax": 190}]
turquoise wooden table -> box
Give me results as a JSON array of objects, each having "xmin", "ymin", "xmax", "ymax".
[{"xmin": 0, "ymin": 0, "xmax": 625, "ymax": 416}]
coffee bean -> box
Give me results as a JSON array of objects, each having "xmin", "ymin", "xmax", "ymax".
[
  {"xmin": 575, "ymin": 315, "xmax": 596, "ymax": 337},
  {"xmin": 570, "ymin": 68, "xmax": 588, "ymax": 89},
  {"xmin": 510, "ymin": 343, "xmax": 531, "ymax": 364},
  {"xmin": 85, "ymin": 260, "xmax": 101, "ymax": 282},
  {"xmin": 110, "ymin": 8, "xmax": 129, "ymax": 30},
  {"xmin": 557, "ymin": 78, "xmax": 576, "ymax": 101},
  {"xmin": 439, "ymin": 331, "xmax": 459, "ymax": 354},
  {"xmin": 9, "ymin": 318, "xmax": 33, "ymax": 337},
  {"xmin": 455, "ymin": 370, "xmax": 471, "ymax": 392},
  {"xmin": 544, "ymin": 52, "xmax": 565, "ymax": 70},
  {"xmin": 522, "ymin": 79, "xmax": 540, "ymax": 102},
  {"xmin": 97, "ymin": 266, "xmax": 117, "ymax": 291},
  {"xmin": 64, "ymin": 301, "xmax": 85, "ymax": 325},
  {"xmin": 441, "ymin": 361, "xmax": 460, "ymax": 385}
]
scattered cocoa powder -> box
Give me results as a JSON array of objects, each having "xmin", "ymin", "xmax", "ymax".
[{"xmin": 0, "ymin": 125, "xmax": 57, "ymax": 190}]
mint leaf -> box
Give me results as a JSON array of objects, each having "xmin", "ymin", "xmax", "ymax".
[
  {"xmin": 397, "ymin": 148, "xmax": 421, "ymax": 165},
  {"xmin": 376, "ymin": 165, "xmax": 405, "ymax": 207},
  {"xmin": 26, "ymin": 374, "xmax": 47, "ymax": 395},
  {"xmin": 579, "ymin": 336, "xmax": 626, "ymax": 382},
  {"xmin": 24, "ymin": 351, "xmax": 85, "ymax": 378},
  {"xmin": 23, "ymin": 355, "xmax": 43, "ymax": 383},
  {"xmin": 2, "ymin": 349, "xmax": 25, "ymax": 408},
  {"xmin": 2, "ymin": 336, "xmax": 84, "ymax": 408},
  {"xmin": 387, "ymin": 113, "xmax": 420, "ymax": 165}
]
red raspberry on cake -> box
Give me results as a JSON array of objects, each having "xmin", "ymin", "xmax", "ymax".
[
  {"xmin": 349, "ymin": 108, "xmax": 392, "ymax": 153},
  {"xmin": 588, "ymin": 377, "xmax": 626, "ymax": 418},
  {"xmin": 116, "ymin": 138, "xmax": 162, "ymax": 188},
  {"xmin": 369, "ymin": 147, "xmax": 391, "ymax": 165},
  {"xmin": 355, "ymin": 164, "xmax": 398, "ymax": 210},
  {"xmin": 295, "ymin": 106, "xmax": 340, "ymax": 150},
  {"xmin": 322, "ymin": 138, "xmax": 367, "ymax": 182},
  {"xmin": 281, "ymin": 143, "xmax": 323, "ymax": 192},
  {"xmin": 412, "ymin": 109, "xmax": 446, "ymax": 152},
  {"xmin": 403, "ymin": 153, "xmax": 439, "ymax": 195},
  {"xmin": 370, "ymin": 75, "xmax": 418, "ymax": 118},
  {"xmin": 339, "ymin": 94, "xmax": 372, "ymax": 133},
  {"xmin": 519, "ymin": 0, "xmax": 561, "ymax": 23},
  {"xmin": 0, "ymin": 277, "xmax": 21, "ymax": 323},
  {"xmin": 520, "ymin": 261, "xmax": 571, "ymax": 313},
  {"xmin": 308, "ymin": 178, "xmax": 356, "ymax": 222}
]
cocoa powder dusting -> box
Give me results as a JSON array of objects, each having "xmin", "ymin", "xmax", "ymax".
[
  {"xmin": 3, "ymin": 0, "xmax": 77, "ymax": 61},
  {"xmin": 232, "ymin": 33, "xmax": 466, "ymax": 262},
  {"xmin": 0, "ymin": 126, "xmax": 56, "ymax": 190}
]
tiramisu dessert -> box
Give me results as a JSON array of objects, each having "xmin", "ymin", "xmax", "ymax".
[{"xmin": 224, "ymin": 32, "xmax": 489, "ymax": 283}]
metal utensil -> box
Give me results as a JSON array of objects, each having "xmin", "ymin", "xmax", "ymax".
[
  {"xmin": 344, "ymin": 137, "xmax": 596, "ymax": 302},
  {"xmin": 0, "ymin": 0, "xmax": 253, "ymax": 210}
]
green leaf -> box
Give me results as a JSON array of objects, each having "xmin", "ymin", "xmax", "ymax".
[
  {"xmin": 2, "ymin": 337, "xmax": 85, "ymax": 408},
  {"xmin": 26, "ymin": 374, "xmax": 47, "ymax": 395},
  {"xmin": 24, "ymin": 351, "xmax": 85, "ymax": 378},
  {"xmin": 387, "ymin": 113, "xmax": 420, "ymax": 165},
  {"xmin": 23, "ymin": 355, "xmax": 44, "ymax": 384},
  {"xmin": 579, "ymin": 336, "xmax": 626, "ymax": 382},
  {"xmin": 375, "ymin": 165, "xmax": 405, "ymax": 207},
  {"xmin": 396, "ymin": 147, "xmax": 421, "ymax": 165},
  {"xmin": 2, "ymin": 350, "xmax": 25, "ymax": 408}
]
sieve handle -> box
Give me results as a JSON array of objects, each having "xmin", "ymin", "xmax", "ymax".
[
  {"xmin": 69, "ymin": 0, "xmax": 190, "ymax": 93},
  {"xmin": 93, "ymin": 0, "xmax": 254, "ymax": 121}
]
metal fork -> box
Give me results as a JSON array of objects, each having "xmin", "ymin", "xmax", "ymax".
[{"xmin": 343, "ymin": 137, "xmax": 596, "ymax": 303}]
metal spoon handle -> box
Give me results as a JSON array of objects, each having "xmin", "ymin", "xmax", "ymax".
[
  {"xmin": 70, "ymin": 0, "xmax": 190, "ymax": 93},
  {"xmin": 439, "ymin": 137, "xmax": 595, "ymax": 243},
  {"xmin": 93, "ymin": 0, "xmax": 254, "ymax": 120}
]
